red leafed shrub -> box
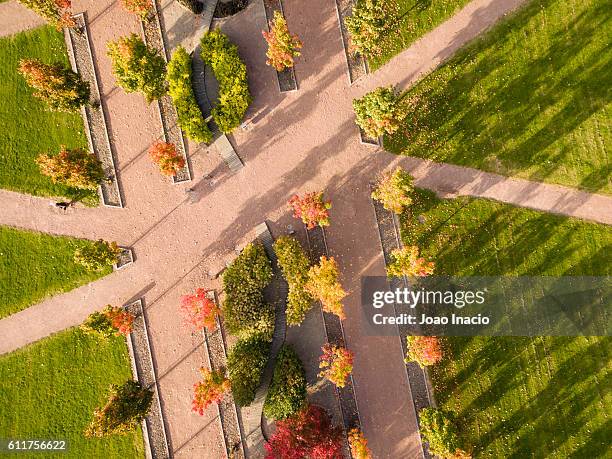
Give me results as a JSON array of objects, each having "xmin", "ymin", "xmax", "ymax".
[
  {"xmin": 148, "ymin": 141, "xmax": 185, "ymax": 176},
  {"xmin": 192, "ymin": 367, "xmax": 231, "ymax": 415},
  {"xmin": 265, "ymin": 405, "xmax": 343, "ymax": 459},
  {"xmin": 121, "ymin": 0, "xmax": 151, "ymax": 19},
  {"xmin": 348, "ymin": 428, "xmax": 372, "ymax": 459},
  {"xmin": 318, "ymin": 344, "xmax": 354, "ymax": 388},
  {"xmin": 406, "ymin": 336, "xmax": 443, "ymax": 367},
  {"xmin": 262, "ymin": 11, "xmax": 302, "ymax": 71},
  {"xmin": 106, "ymin": 306, "xmax": 135, "ymax": 336},
  {"xmin": 179, "ymin": 288, "xmax": 220, "ymax": 332},
  {"xmin": 289, "ymin": 192, "xmax": 331, "ymax": 229}
]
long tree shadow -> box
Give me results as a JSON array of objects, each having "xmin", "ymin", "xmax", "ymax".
[{"xmin": 387, "ymin": 0, "xmax": 611, "ymax": 193}]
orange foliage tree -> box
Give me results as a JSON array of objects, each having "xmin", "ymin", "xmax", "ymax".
[
  {"xmin": 121, "ymin": 0, "xmax": 151, "ymax": 19},
  {"xmin": 17, "ymin": 0, "xmax": 75, "ymax": 29},
  {"xmin": 148, "ymin": 141, "xmax": 185, "ymax": 176},
  {"xmin": 406, "ymin": 336, "xmax": 443, "ymax": 367},
  {"xmin": 192, "ymin": 368, "xmax": 231, "ymax": 415},
  {"xmin": 318, "ymin": 344, "xmax": 353, "ymax": 388},
  {"xmin": 179, "ymin": 288, "xmax": 220, "ymax": 332},
  {"xmin": 36, "ymin": 146, "xmax": 105, "ymax": 190},
  {"xmin": 387, "ymin": 246, "xmax": 434, "ymax": 278},
  {"xmin": 262, "ymin": 11, "xmax": 302, "ymax": 71},
  {"xmin": 348, "ymin": 428, "xmax": 372, "ymax": 459},
  {"xmin": 289, "ymin": 192, "xmax": 331, "ymax": 229}
]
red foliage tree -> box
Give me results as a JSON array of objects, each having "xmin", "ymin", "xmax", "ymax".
[
  {"xmin": 406, "ymin": 336, "xmax": 443, "ymax": 367},
  {"xmin": 289, "ymin": 192, "xmax": 331, "ymax": 229},
  {"xmin": 265, "ymin": 405, "xmax": 343, "ymax": 459},
  {"xmin": 148, "ymin": 141, "xmax": 185, "ymax": 176},
  {"xmin": 105, "ymin": 306, "xmax": 135, "ymax": 336},
  {"xmin": 179, "ymin": 288, "xmax": 220, "ymax": 332},
  {"xmin": 192, "ymin": 367, "xmax": 231, "ymax": 415}
]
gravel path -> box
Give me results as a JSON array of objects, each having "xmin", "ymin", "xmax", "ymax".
[{"xmin": 0, "ymin": 0, "xmax": 610, "ymax": 457}]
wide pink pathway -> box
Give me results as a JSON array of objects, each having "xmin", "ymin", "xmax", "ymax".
[{"xmin": 1, "ymin": 0, "xmax": 610, "ymax": 458}]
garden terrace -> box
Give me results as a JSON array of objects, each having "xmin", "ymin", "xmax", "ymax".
[
  {"xmin": 401, "ymin": 188, "xmax": 611, "ymax": 457},
  {"xmin": 0, "ymin": 25, "xmax": 92, "ymax": 203},
  {"xmin": 0, "ymin": 327, "xmax": 144, "ymax": 457},
  {"xmin": 0, "ymin": 226, "xmax": 111, "ymax": 319},
  {"xmin": 385, "ymin": 0, "xmax": 611, "ymax": 193}
]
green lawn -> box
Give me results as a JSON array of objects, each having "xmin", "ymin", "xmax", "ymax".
[
  {"xmin": 369, "ymin": 0, "xmax": 471, "ymax": 70},
  {"xmin": 401, "ymin": 189, "xmax": 611, "ymax": 457},
  {"xmin": 386, "ymin": 0, "xmax": 611, "ymax": 194},
  {"xmin": 0, "ymin": 226, "xmax": 111, "ymax": 319},
  {"xmin": 0, "ymin": 25, "xmax": 95, "ymax": 203},
  {"xmin": 0, "ymin": 328, "xmax": 144, "ymax": 458}
]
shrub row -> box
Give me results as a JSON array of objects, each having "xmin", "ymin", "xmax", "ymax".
[
  {"xmin": 167, "ymin": 46, "xmax": 213, "ymax": 144},
  {"xmin": 200, "ymin": 30, "xmax": 251, "ymax": 133},
  {"xmin": 263, "ymin": 345, "xmax": 307, "ymax": 420},
  {"xmin": 227, "ymin": 334, "xmax": 270, "ymax": 407},
  {"xmin": 222, "ymin": 242, "xmax": 275, "ymax": 339},
  {"xmin": 273, "ymin": 236, "xmax": 314, "ymax": 325}
]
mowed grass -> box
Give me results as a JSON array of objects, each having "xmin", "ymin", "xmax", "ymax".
[
  {"xmin": 368, "ymin": 0, "xmax": 471, "ymax": 70},
  {"xmin": 0, "ymin": 226, "xmax": 111, "ymax": 319},
  {"xmin": 401, "ymin": 189, "xmax": 612, "ymax": 457},
  {"xmin": 386, "ymin": 0, "xmax": 611, "ymax": 194},
  {"xmin": 0, "ymin": 26, "xmax": 95, "ymax": 202},
  {"xmin": 0, "ymin": 328, "xmax": 144, "ymax": 458}
]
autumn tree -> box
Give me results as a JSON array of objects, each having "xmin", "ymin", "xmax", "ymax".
[
  {"xmin": 37, "ymin": 146, "xmax": 105, "ymax": 190},
  {"xmin": 17, "ymin": 0, "xmax": 75, "ymax": 29},
  {"xmin": 148, "ymin": 141, "xmax": 185, "ymax": 176},
  {"xmin": 265, "ymin": 405, "xmax": 343, "ymax": 459},
  {"xmin": 107, "ymin": 34, "xmax": 166, "ymax": 103},
  {"xmin": 289, "ymin": 192, "xmax": 331, "ymax": 230},
  {"xmin": 74, "ymin": 240, "xmax": 120, "ymax": 271},
  {"xmin": 387, "ymin": 246, "xmax": 434, "ymax": 278},
  {"xmin": 306, "ymin": 256, "xmax": 346, "ymax": 319},
  {"xmin": 419, "ymin": 408, "xmax": 472, "ymax": 459},
  {"xmin": 406, "ymin": 336, "xmax": 443, "ymax": 367},
  {"xmin": 121, "ymin": 0, "xmax": 151, "ymax": 20},
  {"xmin": 180, "ymin": 288, "xmax": 220, "ymax": 332},
  {"xmin": 85, "ymin": 380, "xmax": 153, "ymax": 437},
  {"xmin": 348, "ymin": 428, "xmax": 372, "ymax": 459},
  {"xmin": 353, "ymin": 86, "xmax": 406, "ymax": 138},
  {"xmin": 263, "ymin": 11, "xmax": 302, "ymax": 71},
  {"xmin": 19, "ymin": 59, "xmax": 89, "ymax": 112},
  {"xmin": 344, "ymin": 0, "xmax": 397, "ymax": 57},
  {"xmin": 318, "ymin": 344, "xmax": 353, "ymax": 388},
  {"xmin": 192, "ymin": 367, "xmax": 231, "ymax": 415},
  {"xmin": 371, "ymin": 166, "xmax": 414, "ymax": 214},
  {"xmin": 81, "ymin": 305, "xmax": 135, "ymax": 338}
]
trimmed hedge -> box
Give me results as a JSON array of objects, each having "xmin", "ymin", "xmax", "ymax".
[
  {"xmin": 200, "ymin": 30, "xmax": 251, "ymax": 133},
  {"xmin": 167, "ymin": 46, "xmax": 213, "ymax": 144},
  {"xmin": 273, "ymin": 236, "xmax": 314, "ymax": 325},
  {"xmin": 263, "ymin": 345, "xmax": 307, "ymax": 420},
  {"xmin": 227, "ymin": 334, "xmax": 270, "ymax": 407},
  {"xmin": 222, "ymin": 242, "xmax": 275, "ymax": 340}
]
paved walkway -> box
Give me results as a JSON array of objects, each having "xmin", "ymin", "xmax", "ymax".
[
  {"xmin": 0, "ymin": 0, "xmax": 610, "ymax": 457},
  {"xmin": 0, "ymin": 1, "xmax": 45, "ymax": 38}
]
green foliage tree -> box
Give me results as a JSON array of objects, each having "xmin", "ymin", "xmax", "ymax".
[
  {"xmin": 419, "ymin": 408, "xmax": 472, "ymax": 458},
  {"xmin": 167, "ymin": 46, "xmax": 213, "ymax": 143},
  {"xmin": 200, "ymin": 30, "xmax": 251, "ymax": 133},
  {"xmin": 19, "ymin": 59, "xmax": 89, "ymax": 112},
  {"xmin": 371, "ymin": 166, "xmax": 414, "ymax": 214},
  {"xmin": 264, "ymin": 345, "xmax": 307, "ymax": 420},
  {"xmin": 107, "ymin": 34, "xmax": 167, "ymax": 103},
  {"xmin": 36, "ymin": 146, "xmax": 105, "ymax": 191},
  {"xmin": 227, "ymin": 335, "xmax": 270, "ymax": 407},
  {"xmin": 85, "ymin": 380, "xmax": 153, "ymax": 437},
  {"xmin": 222, "ymin": 242, "xmax": 275, "ymax": 339},
  {"xmin": 74, "ymin": 240, "xmax": 120, "ymax": 271},
  {"xmin": 16, "ymin": 0, "xmax": 75, "ymax": 29},
  {"xmin": 353, "ymin": 86, "xmax": 406, "ymax": 138},
  {"xmin": 345, "ymin": 0, "xmax": 397, "ymax": 57},
  {"xmin": 273, "ymin": 236, "xmax": 314, "ymax": 325}
]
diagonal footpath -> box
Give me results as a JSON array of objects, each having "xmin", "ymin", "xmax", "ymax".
[{"xmin": 0, "ymin": 1, "xmax": 45, "ymax": 38}]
